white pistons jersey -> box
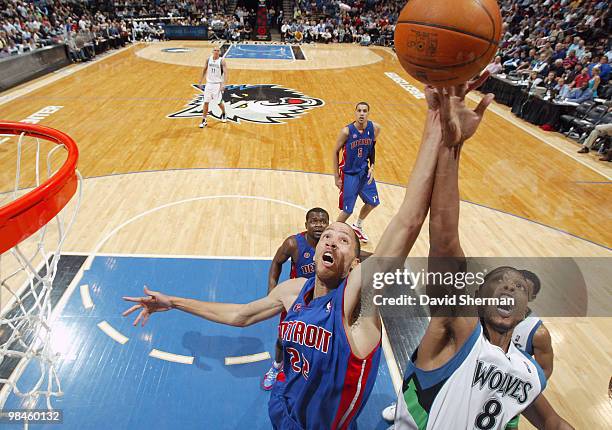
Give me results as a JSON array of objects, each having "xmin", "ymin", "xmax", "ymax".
[
  {"xmin": 395, "ymin": 323, "xmax": 546, "ymax": 430},
  {"xmin": 206, "ymin": 56, "xmax": 223, "ymax": 83},
  {"xmin": 512, "ymin": 315, "xmax": 542, "ymax": 356}
]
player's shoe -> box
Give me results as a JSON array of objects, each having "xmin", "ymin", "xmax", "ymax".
[
  {"xmin": 221, "ymin": 113, "xmax": 227, "ymax": 123},
  {"xmin": 351, "ymin": 223, "xmax": 369, "ymax": 243},
  {"xmin": 261, "ymin": 365, "xmax": 282, "ymax": 391},
  {"xmin": 382, "ymin": 402, "xmax": 396, "ymax": 422},
  {"xmin": 199, "ymin": 119, "xmax": 207, "ymax": 128}
]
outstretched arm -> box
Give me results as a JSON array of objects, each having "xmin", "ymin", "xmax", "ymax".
[
  {"xmin": 268, "ymin": 236, "xmax": 297, "ymax": 292},
  {"xmin": 123, "ymin": 279, "xmax": 304, "ymax": 328},
  {"xmin": 523, "ymin": 395, "xmax": 574, "ymax": 430},
  {"xmin": 419, "ymin": 77, "xmax": 494, "ymax": 363}
]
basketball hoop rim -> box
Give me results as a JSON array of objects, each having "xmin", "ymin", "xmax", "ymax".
[{"xmin": 0, "ymin": 121, "xmax": 79, "ymax": 254}]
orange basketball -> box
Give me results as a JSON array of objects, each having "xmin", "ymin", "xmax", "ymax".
[{"xmin": 394, "ymin": 0, "xmax": 502, "ymax": 86}]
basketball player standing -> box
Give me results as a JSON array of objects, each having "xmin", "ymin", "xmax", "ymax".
[
  {"xmin": 333, "ymin": 102, "xmax": 381, "ymax": 243},
  {"xmin": 199, "ymin": 47, "xmax": 228, "ymax": 128}
]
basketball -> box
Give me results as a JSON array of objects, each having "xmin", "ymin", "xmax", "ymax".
[{"xmin": 394, "ymin": 0, "xmax": 502, "ymax": 86}]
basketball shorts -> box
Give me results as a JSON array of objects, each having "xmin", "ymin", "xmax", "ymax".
[
  {"xmin": 339, "ymin": 169, "xmax": 380, "ymax": 214},
  {"xmin": 203, "ymin": 82, "xmax": 223, "ymax": 104},
  {"xmin": 505, "ymin": 415, "xmax": 519, "ymax": 429}
]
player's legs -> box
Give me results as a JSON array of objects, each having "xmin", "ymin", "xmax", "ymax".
[
  {"xmin": 219, "ymin": 100, "xmax": 227, "ymax": 122},
  {"xmin": 337, "ymin": 172, "xmax": 359, "ymax": 222},
  {"xmin": 352, "ymin": 176, "xmax": 380, "ymax": 242},
  {"xmin": 201, "ymin": 83, "xmax": 222, "ymax": 127},
  {"xmin": 216, "ymin": 84, "xmax": 227, "ymax": 122},
  {"xmin": 263, "ymin": 312, "xmax": 286, "ymax": 390},
  {"xmin": 337, "ymin": 210, "xmax": 351, "ymax": 223},
  {"xmin": 200, "ymin": 101, "xmax": 210, "ymax": 128}
]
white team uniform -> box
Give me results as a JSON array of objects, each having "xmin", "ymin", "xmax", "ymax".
[
  {"xmin": 394, "ymin": 323, "xmax": 546, "ymax": 430},
  {"xmin": 512, "ymin": 314, "xmax": 542, "ymax": 356},
  {"xmin": 203, "ymin": 56, "xmax": 224, "ymax": 104}
]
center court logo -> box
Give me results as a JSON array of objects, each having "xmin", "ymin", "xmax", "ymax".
[{"xmin": 168, "ymin": 84, "xmax": 325, "ymax": 124}]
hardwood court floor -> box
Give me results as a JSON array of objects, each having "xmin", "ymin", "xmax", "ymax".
[
  {"xmin": 50, "ymin": 169, "xmax": 612, "ymax": 429},
  {"xmin": 0, "ymin": 42, "xmax": 610, "ymax": 249},
  {"xmin": 0, "ymin": 42, "xmax": 610, "ymax": 429}
]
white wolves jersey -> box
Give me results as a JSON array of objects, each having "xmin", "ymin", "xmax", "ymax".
[
  {"xmin": 395, "ymin": 323, "xmax": 546, "ymax": 430},
  {"xmin": 512, "ymin": 315, "xmax": 542, "ymax": 356},
  {"xmin": 206, "ymin": 56, "xmax": 223, "ymax": 83}
]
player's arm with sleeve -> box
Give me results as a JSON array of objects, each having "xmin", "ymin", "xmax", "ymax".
[
  {"xmin": 122, "ymin": 279, "xmax": 304, "ymax": 328},
  {"xmin": 533, "ymin": 323, "xmax": 554, "ymax": 379},
  {"xmin": 523, "ymin": 395, "xmax": 574, "ymax": 430},
  {"xmin": 268, "ymin": 236, "xmax": 297, "ymax": 293},
  {"xmin": 333, "ymin": 127, "xmax": 349, "ymax": 190}
]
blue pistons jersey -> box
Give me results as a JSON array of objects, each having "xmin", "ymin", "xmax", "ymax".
[
  {"xmin": 290, "ymin": 232, "xmax": 315, "ymax": 279},
  {"xmin": 339, "ymin": 121, "xmax": 375, "ymax": 175},
  {"xmin": 268, "ymin": 277, "xmax": 381, "ymax": 429}
]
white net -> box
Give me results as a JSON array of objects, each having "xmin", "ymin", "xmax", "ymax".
[{"xmin": 0, "ymin": 129, "xmax": 81, "ymax": 413}]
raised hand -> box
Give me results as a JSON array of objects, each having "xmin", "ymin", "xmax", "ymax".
[
  {"xmin": 425, "ymin": 72, "xmax": 494, "ymax": 147},
  {"xmin": 122, "ymin": 286, "xmax": 173, "ymax": 327}
]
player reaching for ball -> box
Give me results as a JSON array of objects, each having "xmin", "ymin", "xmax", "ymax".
[
  {"xmin": 388, "ymin": 83, "xmax": 573, "ymax": 430},
  {"xmin": 262, "ymin": 208, "xmax": 373, "ymax": 392},
  {"xmin": 122, "ymin": 79, "xmax": 488, "ymax": 428},
  {"xmin": 198, "ymin": 47, "xmax": 228, "ymax": 128}
]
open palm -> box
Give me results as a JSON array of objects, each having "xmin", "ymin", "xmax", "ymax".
[{"xmin": 425, "ymin": 73, "xmax": 494, "ymax": 147}]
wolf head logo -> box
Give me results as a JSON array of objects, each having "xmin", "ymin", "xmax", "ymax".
[{"xmin": 168, "ymin": 84, "xmax": 324, "ymax": 124}]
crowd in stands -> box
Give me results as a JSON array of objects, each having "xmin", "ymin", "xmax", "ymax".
[
  {"xmin": 481, "ymin": 0, "xmax": 611, "ymax": 160},
  {"xmin": 281, "ymin": 0, "xmax": 403, "ymax": 46},
  {"xmin": 1, "ymin": 0, "xmax": 129, "ymax": 60},
  {"xmin": 483, "ymin": 0, "xmax": 611, "ymax": 102}
]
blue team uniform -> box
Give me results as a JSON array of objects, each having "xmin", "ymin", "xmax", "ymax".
[
  {"xmin": 339, "ymin": 121, "xmax": 380, "ymax": 214},
  {"xmin": 290, "ymin": 232, "xmax": 315, "ymax": 279},
  {"xmin": 268, "ymin": 277, "xmax": 381, "ymax": 429}
]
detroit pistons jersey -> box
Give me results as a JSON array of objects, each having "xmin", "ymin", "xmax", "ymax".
[
  {"xmin": 395, "ymin": 323, "xmax": 546, "ymax": 430},
  {"xmin": 269, "ymin": 277, "xmax": 381, "ymax": 429},
  {"xmin": 512, "ymin": 314, "xmax": 542, "ymax": 356},
  {"xmin": 339, "ymin": 121, "xmax": 375, "ymax": 175},
  {"xmin": 290, "ymin": 232, "xmax": 315, "ymax": 279},
  {"xmin": 206, "ymin": 56, "xmax": 223, "ymax": 83}
]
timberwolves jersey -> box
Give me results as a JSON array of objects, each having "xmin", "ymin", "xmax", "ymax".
[
  {"xmin": 340, "ymin": 121, "xmax": 375, "ymax": 175},
  {"xmin": 269, "ymin": 277, "xmax": 381, "ymax": 429},
  {"xmin": 206, "ymin": 56, "xmax": 223, "ymax": 83},
  {"xmin": 395, "ymin": 323, "xmax": 546, "ymax": 430},
  {"xmin": 290, "ymin": 232, "xmax": 315, "ymax": 279},
  {"xmin": 512, "ymin": 315, "xmax": 542, "ymax": 356}
]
